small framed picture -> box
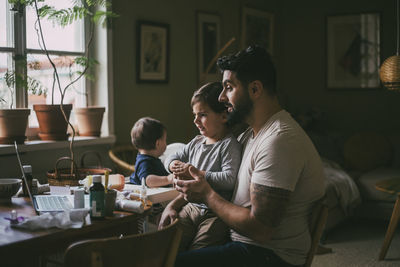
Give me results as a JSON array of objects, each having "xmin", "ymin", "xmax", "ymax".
[
  {"xmin": 326, "ymin": 13, "xmax": 381, "ymax": 90},
  {"xmin": 241, "ymin": 7, "xmax": 274, "ymax": 55},
  {"xmin": 196, "ymin": 11, "xmax": 221, "ymax": 84},
  {"xmin": 136, "ymin": 21, "xmax": 169, "ymax": 83}
]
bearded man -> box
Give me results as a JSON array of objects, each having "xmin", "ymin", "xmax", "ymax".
[{"xmin": 160, "ymin": 45, "xmax": 325, "ymax": 267}]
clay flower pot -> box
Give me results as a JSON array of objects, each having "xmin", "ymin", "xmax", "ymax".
[
  {"xmin": 33, "ymin": 104, "xmax": 73, "ymax": 141},
  {"xmin": 74, "ymin": 106, "xmax": 105, "ymax": 137},
  {"xmin": 0, "ymin": 108, "xmax": 30, "ymax": 144}
]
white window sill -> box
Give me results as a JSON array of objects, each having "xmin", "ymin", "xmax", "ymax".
[{"xmin": 0, "ymin": 135, "xmax": 116, "ymax": 155}]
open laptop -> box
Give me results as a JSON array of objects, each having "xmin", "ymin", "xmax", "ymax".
[{"xmin": 14, "ymin": 142, "xmax": 88, "ymax": 213}]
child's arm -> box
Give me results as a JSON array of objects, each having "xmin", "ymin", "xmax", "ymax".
[
  {"xmin": 145, "ymin": 173, "xmax": 174, "ymax": 188},
  {"xmin": 164, "ymin": 138, "xmax": 197, "ymax": 172}
]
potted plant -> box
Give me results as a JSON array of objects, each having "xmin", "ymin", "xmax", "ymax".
[
  {"xmin": 0, "ymin": 63, "xmax": 46, "ymax": 144},
  {"xmin": 9, "ymin": 0, "xmax": 116, "ymax": 141},
  {"xmin": 10, "ymin": 0, "xmax": 117, "ymax": 184}
]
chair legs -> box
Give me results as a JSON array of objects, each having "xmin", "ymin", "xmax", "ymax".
[{"xmin": 379, "ymin": 195, "xmax": 400, "ymax": 260}]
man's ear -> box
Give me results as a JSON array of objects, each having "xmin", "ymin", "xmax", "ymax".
[{"xmin": 249, "ymin": 80, "xmax": 263, "ymax": 97}]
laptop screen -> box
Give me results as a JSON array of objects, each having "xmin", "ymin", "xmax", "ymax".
[{"xmin": 14, "ymin": 142, "xmax": 39, "ymax": 215}]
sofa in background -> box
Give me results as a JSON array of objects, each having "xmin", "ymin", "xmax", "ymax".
[{"xmin": 308, "ymin": 130, "xmax": 400, "ymax": 230}]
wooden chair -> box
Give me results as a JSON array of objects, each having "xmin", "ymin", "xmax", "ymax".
[
  {"xmin": 304, "ymin": 197, "xmax": 329, "ymax": 267},
  {"xmin": 64, "ymin": 219, "xmax": 182, "ymax": 267},
  {"xmin": 108, "ymin": 145, "xmax": 137, "ymax": 176},
  {"xmin": 108, "ymin": 143, "xmax": 185, "ymax": 177}
]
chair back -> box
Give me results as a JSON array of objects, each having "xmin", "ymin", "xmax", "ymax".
[
  {"xmin": 64, "ymin": 219, "xmax": 182, "ymax": 267},
  {"xmin": 304, "ymin": 196, "xmax": 329, "ymax": 267},
  {"xmin": 108, "ymin": 145, "xmax": 137, "ymax": 176}
]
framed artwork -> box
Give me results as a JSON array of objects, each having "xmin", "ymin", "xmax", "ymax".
[
  {"xmin": 196, "ymin": 11, "xmax": 221, "ymax": 84},
  {"xmin": 241, "ymin": 7, "xmax": 274, "ymax": 55},
  {"xmin": 136, "ymin": 21, "xmax": 169, "ymax": 83},
  {"xmin": 326, "ymin": 13, "xmax": 381, "ymax": 90}
]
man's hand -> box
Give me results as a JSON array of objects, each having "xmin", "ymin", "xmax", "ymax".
[
  {"xmin": 158, "ymin": 204, "xmax": 178, "ymax": 229},
  {"xmin": 174, "ymin": 166, "xmax": 213, "ymax": 203}
]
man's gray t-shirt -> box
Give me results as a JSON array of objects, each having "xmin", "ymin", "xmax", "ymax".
[{"xmin": 164, "ymin": 134, "xmax": 242, "ymax": 201}]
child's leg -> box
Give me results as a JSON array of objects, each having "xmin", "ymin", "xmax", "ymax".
[
  {"xmin": 178, "ymin": 203, "xmax": 202, "ymax": 251},
  {"xmin": 189, "ymin": 210, "xmax": 230, "ymax": 250}
]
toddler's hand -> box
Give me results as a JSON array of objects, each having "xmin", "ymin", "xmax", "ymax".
[
  {"xmin": 169, "ymin": 160, "xmax": 185, "ymax": 172},
  {"xmin": 173, "ymin": 163, "xmax": 192, "ymax": 178}
]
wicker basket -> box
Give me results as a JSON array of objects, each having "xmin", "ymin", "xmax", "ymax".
[{"xmin": 47, "ymin": 157, "xmax": 112, "ymax": 186}]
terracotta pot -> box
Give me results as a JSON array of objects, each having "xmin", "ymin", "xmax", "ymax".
[
  {"xmin": 0, "ymin": 108, "xmax": 30, "ymax": 144},
  {"xmin": 74, "ymin": 106, "xmax": 105, "ymax": 137},
  {"xmin": 33, "ymin": 104, "xmax": 73, "ymax": 141}
]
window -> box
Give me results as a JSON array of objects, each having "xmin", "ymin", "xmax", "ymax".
[{"xmin": 0, "ymin": 0, "xmax": 112, "ymax": 137}]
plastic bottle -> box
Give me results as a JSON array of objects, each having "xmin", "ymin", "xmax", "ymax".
[
  {"xmin": 140, "ymin": 178, "xmax": 147, "ymax": 203},
  {"xmin": 79, "ymin": 174, "xmax": 125, "ymax": 191},
  {"xmin": 140, "ymin": 178, "xmax": 148, "ymax": 233},
  {"xmin": 22, "ymin": 165, "xmax": 33, "ymax": 196},
  {"xmin": 90, "ymin": 175, "xmax": 105, "ymax": 219},
  {"xmin": 74, "ymin": 188, "xmax": 85, "ymax": 209}
]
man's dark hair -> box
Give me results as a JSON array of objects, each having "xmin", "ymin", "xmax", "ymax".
[
  {"xmin": 191, "ymin": 82, "xmax": 227, "ymax": 113},
  {"xmin": 131, "ymin": 117, "xmax": 166, "ymax": 150},
  {"xmin": 217, "ymin": 45, "xmax": 277, "ymax": 95}
]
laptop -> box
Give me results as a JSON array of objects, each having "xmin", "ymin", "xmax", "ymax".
[{"xmin": 14, "ymin": 142, "xmax": 88, "ymax": 213}]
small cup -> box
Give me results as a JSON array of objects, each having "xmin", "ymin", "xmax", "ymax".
[{"xmin": 104, "ymin": 189, "xmax": 117, "ymax": 216}]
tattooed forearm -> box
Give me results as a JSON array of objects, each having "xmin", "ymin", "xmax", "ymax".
[{"xmin": 251, "ymin": 183, "xmax": 291, "ymax": 228}]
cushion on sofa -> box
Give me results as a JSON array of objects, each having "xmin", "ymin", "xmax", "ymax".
[
  {"xmin": 356, "ymin": 168, "xmax": 400, "ymax": 202},
  {"xmin": 343, "ymin": 132, "xmax": 393, "ymax": 173}
]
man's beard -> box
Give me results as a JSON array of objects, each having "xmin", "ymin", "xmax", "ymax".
[{"xmin": 226, "ymin": 93, "xmax": 253, "ymax": 127}]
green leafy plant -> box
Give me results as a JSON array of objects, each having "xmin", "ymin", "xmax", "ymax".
[
  {"xmin": 0, "ymin": 55, "xmax": 47, "ymax": 109},
  {"xmin": 7, "ymin": 0, "xmax": 117, "ymax": 171},
  {"xmin": 1, "ymin": 71, "xmax": 47, "ymax": 109},
  {"xmin": 30, "ymin": 0, "xmax": 117, "ymax": 107}
]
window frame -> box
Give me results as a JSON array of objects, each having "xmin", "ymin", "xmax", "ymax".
[{"xmin": 0, "ymin": 1, "xmax": 114, "ymax": 142}]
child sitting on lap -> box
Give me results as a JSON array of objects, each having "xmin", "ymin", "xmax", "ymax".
[
  {"xmin": 163, "ymin": 82, "xmax": 242, "ymax": 251},
  {"xmin": 130, "ymin": 117, "xmax": 174, "ymax": 187}
]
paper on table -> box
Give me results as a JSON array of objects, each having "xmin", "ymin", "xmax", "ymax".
[
  {"xmin": 123, "ymin": 184, "xmax": 178, "ymax": 204},
  {"xmin": 12, "ymin": 208, "xmax": 90, "ymax": 230}
]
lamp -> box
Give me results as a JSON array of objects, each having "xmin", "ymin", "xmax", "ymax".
[{"xmin": 380, "ymin": 0, "xmax": 400, "ymax": 90}]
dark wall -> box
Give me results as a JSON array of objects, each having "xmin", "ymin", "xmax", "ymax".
[
  {"xmin": 112, "ymin": 0, "xmax": 399, "ymax": 146},
  {"xmin": 112, "ymin": 0, "xmax": 280, "ymax": 145},
  {"xmin": 280, "ymin": 0, "xmax": 400, "ymax": 134}
]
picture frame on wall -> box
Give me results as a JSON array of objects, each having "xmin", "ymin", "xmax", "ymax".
[
  {"xmin": 136, "ymin": 21, "xmax": 169, "ymax": 83},
  {"xmin": 241, "ymin": 7, "xmax": 274, "ymax": 55},
  {"xmin": 196, "ymin": 11, "xmax": 221, "ymax": 84},
  {"xmin": 326, "ymin": 13, "xmax": 381, "ymax": 90}
]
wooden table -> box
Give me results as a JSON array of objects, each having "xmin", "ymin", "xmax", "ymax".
[
  {"xmin": 0, "ymin": 196, "xmax": 143, "ymax": 266},
  {"xmin": 375, "ymin": 177, "xmax": 400, "ymax": 260}
]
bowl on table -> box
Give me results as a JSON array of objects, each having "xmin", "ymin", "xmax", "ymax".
[{"xmin": 0, "ymin": 179, "xmax": 22, "ymax": 203}]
